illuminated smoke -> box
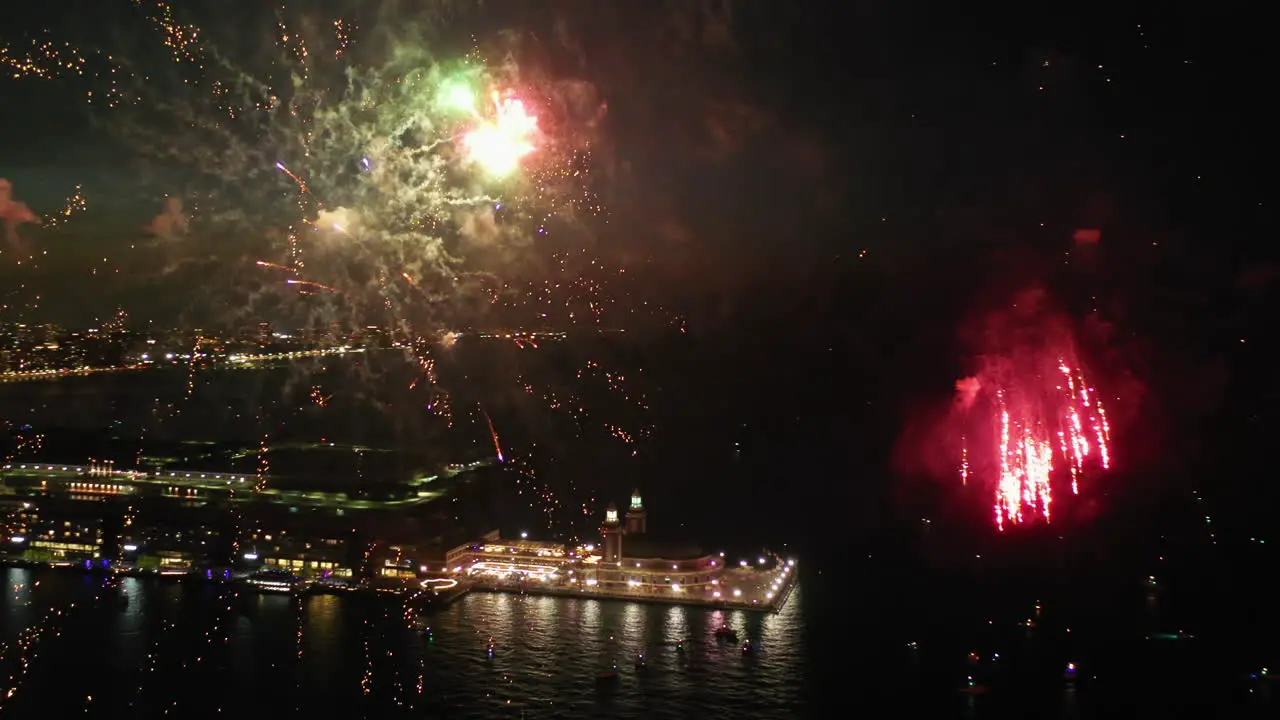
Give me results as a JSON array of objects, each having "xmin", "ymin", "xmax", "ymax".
[
  {"xmin": 147, "ymin": 197, "xmax": 189, "ymax": 239},
  {"xmin": 0, "ymin": 178, "xmax": 39, "ymax": 249},
  {"xmin": 952, "ymin": 290, "xmax": 1115, "ymax": 530},
  {"xmin": 1072, "ymin": 228, "xmax": 1102, "ymax": 245},
  {"xmin": 954, "ymin": 377, "xmax": 982, "ymax": 412},
  {"xmin": 315, "ymin": 207, "xmax": 358, "ymax": 236}
]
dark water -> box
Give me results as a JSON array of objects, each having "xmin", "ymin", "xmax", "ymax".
[
  {"xmin": 2, "ymin": 550, "xmax": 1276, "ymax": 719},
  {"xmin": 0, "ymin": 568, "xmax": 805, "ymax": 719}
]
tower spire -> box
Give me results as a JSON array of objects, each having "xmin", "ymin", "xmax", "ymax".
[{"xmin": 625, "ymin": 489, "xmax": 647, "ymax": 534}]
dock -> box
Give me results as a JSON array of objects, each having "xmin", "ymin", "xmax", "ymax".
[
  {"xmin": 460, "ymin": 561, "xmax": 799, "ymax": 614},
  {"xmin": 0, "ymin": 560, "xmax": 799, "ymax": 613}
]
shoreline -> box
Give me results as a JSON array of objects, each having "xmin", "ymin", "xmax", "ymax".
[{"xmin": 0, "ymin": 559, "xmax": 799, "ymax": 613}]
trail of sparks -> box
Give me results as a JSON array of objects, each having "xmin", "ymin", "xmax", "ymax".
[
  {"xmin": 42, "ymin": 185, "xmax": 87, "ymax": 230},
  {"xmin": 962, "ymin": 358, "xmax": 1113, "ymax": 530},
  {"xmin": 255, "ymin": 428, "xmax": 271, "ymax": 493},
  {"xmin": 275, "ymin": 161, "xmax": 310, "ymax": 195},
  {"xmin": 478, "ymin": 402, "xmax": 504, "ymax": 463},
  {"xmin": 286, "ymin": 279, "xmax": 338, "ymax": 293}
]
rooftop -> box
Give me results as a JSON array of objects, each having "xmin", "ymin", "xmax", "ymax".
[{"xmin": 621, "ymin": 535, "xmax": 705, "ymax": 561}]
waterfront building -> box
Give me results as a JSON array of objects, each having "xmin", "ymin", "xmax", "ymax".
[
  {"xmin": 118, "ymin": 513, "xmax": 218, "ymax": 572},
  {"xmin": 19, "ymin": 508, "xmax": 105, "ymax": 564},
  {"xmin": 445, "ymin": 531, "xmax": 568, "ymax": 580},
  {"xmin": 0, "ymin": 498, "xmax": 34, "ymax": 559},
  {"xmin": 374, "ymin": 542, "xmax": 449, "ymax": 579},
  {"xmin": 240, "ymin": 527, "xmax": 354, "ymax": 579},
  {"xmin": 589, "ymin": 490, "xmax": 725, "ymax": 596}
]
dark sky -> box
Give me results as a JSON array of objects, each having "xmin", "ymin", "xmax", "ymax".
[
  {"xmin": 0, "ymin": 1, "xmax": 1274, "ymax": 531},
  {"xmin": 0, "ymin": 1, "xmax": 1270, "ymax": 386},
  {"xmin": 0, "ymin": 4, "xmax": 1266, "ymax": 266}
]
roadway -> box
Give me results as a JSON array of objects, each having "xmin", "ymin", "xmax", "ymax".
[
  {"xmin": 0, "ymin": 347, "xmax": 366, "ymax": 383},
  {"xmin": 0, "ymin": 460, "xmax": 467, "ymax": 511}
]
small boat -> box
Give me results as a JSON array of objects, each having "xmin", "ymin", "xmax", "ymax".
[
  {"xmin": 714, "ymin": 626, "xmax": 738, "ymax": 642},
  {"xmin": 634, "ymin": 653, "xmax": 647, "ymax": 669},
  {"xmin": 741, "ymin": 642, "xmax": 753, "ymax": 655},
  {"xmin": 243, "ymin": 570, "xmax": 311, "ymax": 594},
  {"xmin": 486, "ymin": 637, "xmax": 496, "ymax": 657},
  {"xmin": 596, "ymin": 663, "xmax": 620, "ymax": 683},
  {"xmin": 959, "ymin": 675, "xmax": 989, "ymax": 695},
  {"xmin": 675, "ymin": 640, "xmax": 685, "ymax": 653},
  {"xmin": 1146, "ymin": 630, "xmax": 1194, "ymax": 641}
]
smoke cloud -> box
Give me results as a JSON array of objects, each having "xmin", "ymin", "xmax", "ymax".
[
  {"xmin": 147, "ymin": 197, "xmax": 190, "ymax": 239},
  {"xmin": 0, "ymin": 178, "xmax": 39, "ymax": 250}
]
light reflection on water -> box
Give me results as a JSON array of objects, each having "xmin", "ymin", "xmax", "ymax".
[{"xmin": 0, "ymin": 568, "xmax": 806, "ymax": 718}]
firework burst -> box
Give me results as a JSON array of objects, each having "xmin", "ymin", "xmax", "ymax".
[{"xmin": 953, "ymin": 291, "xmax": 1115, "ymax": 530}]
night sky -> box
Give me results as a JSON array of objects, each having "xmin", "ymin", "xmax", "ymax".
[{"xmin": 1, "ymin": 3, "xmax": 1274, "ymax": 522}]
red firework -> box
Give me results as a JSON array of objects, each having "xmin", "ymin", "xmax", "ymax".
[{"xmin": 955, "ymin": 291, "xmax": 1113, "ymax": 530}]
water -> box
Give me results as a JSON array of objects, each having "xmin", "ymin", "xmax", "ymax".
[
  {"xmin": 3, "ymin": 543, "xmax": 1278, "ymax": 719},
  {"xmin": 0, "ymin": 568, "xmax": 806, "ymax": 719}
]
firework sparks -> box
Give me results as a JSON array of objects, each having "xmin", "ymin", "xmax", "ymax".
[
  {"xmin": 275, "ymin": 162, "xmax": 310, "ymax": 194},
  {"xmin": 478, "ymin": 403, "xmax": 505, "ymax": 463},
  {"xmin": 953, "ymin": 296, "xmax": 1116, "ymax": 530},
  {"xmin": 333, "ymin": 19, "xmax": 352, "ymax": 58},
  {"xmin": 310, "ymin": 385, "xmax": 332, "ymax": 407},
  {"xmin": 464, "ymin": 93, "xmax": 539, "ymax": 177},
  {"xmin": 286, "ymin": 279, "xmax": 338, "ymax": 293},
  {"xmin": 43, "ymin": 185, "xmax": 87, "ymax": 229}
]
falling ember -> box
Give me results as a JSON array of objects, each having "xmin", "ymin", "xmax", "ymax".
[
  {"xmin": 478, "ymin": 403, "xmax": 504, "ymax": 463},
  {"xmin": 286, "ymin": 278, "xmax": 337, "ymax": 293},
  {"xmin": 957, "ymin": 354, "xmax": 1114, "ymax": 530},
  {"xmin": 275, "ymin": 162, "xmax": 309, "ymax": 193},
  {"xmin": 949, "ymin": 290, "xmax": 1117, "ymax": 531},
  {"xmin": 309, "ymin": 386, "xmax": 331, "ymax": 408},
  {"xmin": 256, "ymin": 260, "xmax": 292, "ymax": 272}
]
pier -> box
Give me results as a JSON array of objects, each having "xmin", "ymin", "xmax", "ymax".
[{"xmin": 467, "ymin": 574, "xmax": 798, "ymax": 613}]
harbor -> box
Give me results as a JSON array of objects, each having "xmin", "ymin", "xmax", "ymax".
[
  {"xmin": 0, "ymin": 552, "xmax": 797, "ymax": 614},
  {"xmin": 2, "ymin": 468, "xmax": 798, "ymax": 613}
]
